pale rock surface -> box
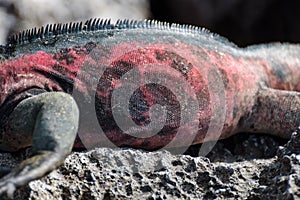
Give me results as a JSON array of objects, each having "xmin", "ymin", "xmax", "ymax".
[
  {"xmin": 1, "ymin": 132, "xmax": 299, "ymax": 199},
  {"xmin": 0, "ymin": 0, "xmax": 149, "ymax": 44}
]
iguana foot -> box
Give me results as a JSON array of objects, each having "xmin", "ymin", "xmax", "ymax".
[
  {"xmin": 0, "ymin": 152, "xmax": 64, "ymax": 198},
  {"xmin": 0, "ymin": 92, "xmax": 79, "ymax": 198}
]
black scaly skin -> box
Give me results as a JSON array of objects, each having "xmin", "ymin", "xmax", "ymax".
[{"xmin": 0, "ymin": 18, "xmax": 299, "ymax": 198}]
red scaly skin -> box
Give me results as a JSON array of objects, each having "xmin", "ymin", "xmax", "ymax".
[
  {"xmin": 0, "ymin": 36, "xmax": 299, "ymax": 150},
  {"xmin": 0, "ymin": 19, "xmax": 299, "ymax": 197}
]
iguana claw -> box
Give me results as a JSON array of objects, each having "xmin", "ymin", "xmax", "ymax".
[
  {"xmin": 0, "ymin": 18, "xmax": 299, "ymax": 197},
  {"xmin": 0, "ymin": 92, "xmax": 79, "ymax": 197},
  {"xmin": 0, "ymin": 152, "xmax": 65, "ymax": 198}
]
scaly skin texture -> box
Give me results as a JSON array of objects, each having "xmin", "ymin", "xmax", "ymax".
[{"xmin": 0, "ymin": 19, "xmax": 299, "ymax": 197}]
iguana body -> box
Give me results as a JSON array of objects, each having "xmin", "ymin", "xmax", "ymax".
[{"xmin": 0, "ymin": 18, "xmax": 299, "ymax": 196}]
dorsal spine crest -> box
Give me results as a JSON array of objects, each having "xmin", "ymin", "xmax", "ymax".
[{"xmin": 7, "ymin": 18, "xmax": 233, "ymax": 47}]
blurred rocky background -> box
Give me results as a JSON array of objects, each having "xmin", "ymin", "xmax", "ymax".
[
  {"xmin": 1, "ymin": 0, "xmax": 300, "ymax": 46},
  {"xmin": 150, "ymin": 0, "xmax": 300, "ymax": 46},
  {"xmin": 0, "ymin": 1, "xmax": 300, "ymax": 199},
  {"xmin": 0, "ymin": 0, "xmax": 150, "ymax": 44}
]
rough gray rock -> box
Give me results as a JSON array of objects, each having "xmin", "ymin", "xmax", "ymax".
[{"xmin": 1, "ymin": 131, "xmax": 299, "ymax": 199}]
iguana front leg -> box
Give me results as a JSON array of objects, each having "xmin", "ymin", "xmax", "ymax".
[{"xmin": 0, "ymin": 92, "xmax": 79, "ymax": 197}]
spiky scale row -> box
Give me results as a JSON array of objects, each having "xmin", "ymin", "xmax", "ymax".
[
  {"xmin": 6, "ymin": 18, "xmax": 232, "ymax": 48},
  {"xmin": 0, "ymin": 17, "xmax": 300, "ymax": 197},
  {"xmin": 8, "ymin": 18, "xmax": 111, "ymax": 45}
]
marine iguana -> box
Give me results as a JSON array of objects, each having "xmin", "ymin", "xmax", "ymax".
[{"xmin": 0, "ymin": 18, "xmax": 299, "ymax": 197}]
